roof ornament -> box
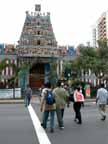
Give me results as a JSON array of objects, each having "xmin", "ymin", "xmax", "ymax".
[
  {"xmin": 25, "ymin": 11, "xmax": 29, "ymax": 15},
  {"xmin": 35, "ymin": 4, "xmax": 41, "ymax": 12}
]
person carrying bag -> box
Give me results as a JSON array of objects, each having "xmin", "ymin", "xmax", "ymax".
[{"xmin": 73, "ymin": 86, "xmax": 84, "ymax": 124}]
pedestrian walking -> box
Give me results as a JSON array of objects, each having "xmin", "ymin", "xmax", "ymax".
[
  {"xmin": 40, "ymin": 83, "xmax": 50, "ymax": 126},
  {"xmin": 39, "ymin": 83, "xmax": 46, "ymax": 102},
  {"xmin": 79, "ymin": 85, "xmax": 85, "ymax": 107},
  {"xmin": 53, "ymin": 81, "xmax": 69, "ymax": 130},
  {"xmin": 73, "ymin": 86, "xmax": 84, "ymax": 124},
  {"xmin": 24, "ymin": 84, "xmax": 32, "ymax": 107},
  {"xmin": 96, "ymin": 83, "xmax": 108, "ymax": 121},
  {"xmin": 40, "ymin": 82, "xmax": 56, "ymax": 133}
]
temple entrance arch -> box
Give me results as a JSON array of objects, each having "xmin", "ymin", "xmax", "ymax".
[
  {"xmin": 18, "ymin": 57, "xmax": 54, "ymax": 89},
  {"xmin": 29, "ymin": 63, "xmax": 44, "ymax": 88}
]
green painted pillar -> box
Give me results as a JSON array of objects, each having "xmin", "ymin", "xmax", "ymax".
[
  {"xmin": 18, "ymin": 68, "xmax": 29, "ymax": 89},
  {"xmin": 44, "ymin": 63, "xmax": 50, "ymax": 83}
]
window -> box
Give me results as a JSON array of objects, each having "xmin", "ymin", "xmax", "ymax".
[
  {"xmin": 37, "ymin": 31, "xmax": 40, "ymax": 35},
  {"xmin": 37, "ymin": 22, "xmax": 40, "ymax": 25},
  {"xmin": 37, "ymin": 40, "xmax": 41, "ymax": 45}
]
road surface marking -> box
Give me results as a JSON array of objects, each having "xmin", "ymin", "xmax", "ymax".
[{"xmin": 28, "ymin": 104, "xmax": 51, "ymax": 144}]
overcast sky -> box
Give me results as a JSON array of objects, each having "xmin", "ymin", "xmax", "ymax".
[{"xmin": 0, "ymin": 0, "xmax": 108, "ymax": 47}]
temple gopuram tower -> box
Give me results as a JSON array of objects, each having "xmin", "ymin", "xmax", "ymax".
[{"xmin": 16, "ymin": 4, "xmax": 59, "ymax": 89}]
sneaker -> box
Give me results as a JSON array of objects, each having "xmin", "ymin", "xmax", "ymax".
[
  {"xmin": 59, "ymin": 126, "xmax": 64, "ymax": 130},
  {"xmin": 77, "ymin": 122, "xmax": 82, "ymax": 124},
  {"xmin": 74, "ymin": 118, "xmax": 78, "ymax": 122},
  {"xmin": 41, "ymin": 124, "xmax": 46, "ymax": 129},
  {"xmin": 101, "ymin": 116, "xmax": 106, "ymax": 121},
  {"xmin": 41, "ymin": 123, "xmax": 43, "ymax": 126},
  {"xmin": 50, "ymin": 128, "xmax": 54, "ymax": 133}
]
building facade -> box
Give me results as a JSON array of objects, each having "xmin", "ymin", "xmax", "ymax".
[
  {"xmin": 16, "ymin": 4, "xmax": 61, "ymax": 89},
  {"xmin": 93, "ymin": 11, "xmax": 108, "ymax": 47},
  {"xmin": 0, "ymin": 4, "xmax": 77, "ymax": 90},
  {"xmin": 92, "ymin": 27, "xmax": 97, "ymax": 48},
  {"xmin": 98, "ymin": 12, "xmax": 108, "ymax": 41}
]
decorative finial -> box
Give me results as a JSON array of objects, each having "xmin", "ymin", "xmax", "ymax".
[
  {"xmin": 35, "ymin": 4, "xmax": 41, "ymax": 12},
  {"xmin": 25, "ymin": 11, "xmax": 29, "ymax": 15}
]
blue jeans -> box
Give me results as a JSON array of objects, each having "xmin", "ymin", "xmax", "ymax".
[
  {"xmin": 43, "ymin": 110, "xmax": 55, "ymax": 129},
  {"xmin": 56, "ymin": 108, "xmax": 64, "ymax": 127},
  {"xmin": 24, "ymin": 96, "xmax": 30, "ymax": 107}
]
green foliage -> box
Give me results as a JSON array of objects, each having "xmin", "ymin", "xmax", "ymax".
[
  {"xmin": 76, "ymin": 43, "xmax": 108, "ymax": 79},
  {"xmin": 71, "ymin": 80, "xmax": 85, "ymax": 87},
  {"xmin": 90, "ymin": 88, "xmax": 97, "ymax": 98},
  {"xmin": 0, "ymin": 59, "xmax": 16, "ymax": 81},
  {"xmin": 0, "ymin": 59, "xmax": 9, "ymax": 72},
  {"xmin": 77, "ymin": 47, "xmax": 98, "ymax": 71},
  {"xmin": 62, "ymin": 41, "xmax": 108, "ymax": 87},
  {"xmin": 0, "ymin": 58, "xmax": 31, "ymax": 88}
]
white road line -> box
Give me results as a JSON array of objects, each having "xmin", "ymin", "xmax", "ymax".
[{"xmin": 28, "ymin": 104, "xmax": 51, "ymax": 144}]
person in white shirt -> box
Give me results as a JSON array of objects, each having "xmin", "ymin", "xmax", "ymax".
[{"xmin": 96, "ymin": 83, "xmax": 108, "ymax": 121}]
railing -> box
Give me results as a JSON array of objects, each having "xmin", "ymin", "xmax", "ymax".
[{"xmin": 0, "ymin": 88, "xmax": 21, "ymax": 99}]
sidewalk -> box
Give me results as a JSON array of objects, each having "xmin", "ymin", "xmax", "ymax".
[
  {"xmin": 85, "ymin": 98, "xmax": 96, "ymax": 102},
  {"xmin": 0, "ymin": 99, "xmax": 24, "ymax": 104},
  {"xmin": 0, "ymin": 96, "xmax": 37, "ymax": 104}
]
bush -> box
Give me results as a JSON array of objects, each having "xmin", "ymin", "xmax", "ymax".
[{"xmin": 90, "ymin": 87, "xmax": 97, "ymax": 98}]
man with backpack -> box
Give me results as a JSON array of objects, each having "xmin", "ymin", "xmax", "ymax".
[{"xmin": 40, "ymin": 82, "xmax": 56, "ymax": 133}]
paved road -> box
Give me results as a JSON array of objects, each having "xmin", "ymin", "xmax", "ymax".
[
  {"xmin": 32, "ymin": 100, "xmax": 108, "ymax": 144},
  {"xmin": 0, "ymin": 104, "xmax": 39, "ymax": 144},
  {"xmin": 1, "ymin": 99, "xmax": 108, "ymax": 144}
]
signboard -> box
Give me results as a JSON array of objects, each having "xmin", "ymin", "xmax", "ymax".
[
  {"xmin": 67, "ymin": 46, "xmax": 76, "ymax": 56},
  {"xmin": 85, "ymin": 84, "xmax": 90, "ymax": 97}
]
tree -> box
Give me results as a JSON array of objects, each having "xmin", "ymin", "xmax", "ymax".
[
  {"xmin": 63, "ymin": 60, "xmax": 72, "ymax": 80},
  {"xmin": 77, "ymin": 46, "xmax": 98, "ymax": 71},
  {"xmin": 97, "ymin": 39, "xmax": 108, "ymax": 82},
  {"xmin": 0, "ymin": 59, "xmax": 9, "ymax": 80},
  {"xmin": 0, "ymin": 59, "xmax": 18, "ymax": 98},
  {"xmin": 76, "ymin": 41, "xmax": 108, "ymax": 86},
  {"xmin": 0, "ymin": 58, "xmax": 31, "ymax": 98},
  {"xmin": 61, "ymin": 40, "xmax": 108, "ymax": 87}
]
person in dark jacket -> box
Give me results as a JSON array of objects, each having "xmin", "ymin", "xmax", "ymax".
[
  {"xmin": 53, "ymin": 81, "xmax": 69, "ymax": 129},
  {"xmin": 24, "ymin": 84, "xmax": 32, "ymax": 107}
]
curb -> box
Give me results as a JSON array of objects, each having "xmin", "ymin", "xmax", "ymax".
[
  {"xmin": 0, "ymin": 98, "xmax": 95, "ymax": 104},
  {"xmin": 85, "ymin": 98, "xmax": 95, "ymax": 102},
  {"xmin": 0, "ymin": 99, "xmax": 24, "ymax": 104}
]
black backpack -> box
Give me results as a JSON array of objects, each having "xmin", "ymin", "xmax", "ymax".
[{"xmin": 45, "ymin": 90, "xmax": 55, "ymax": 105}]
